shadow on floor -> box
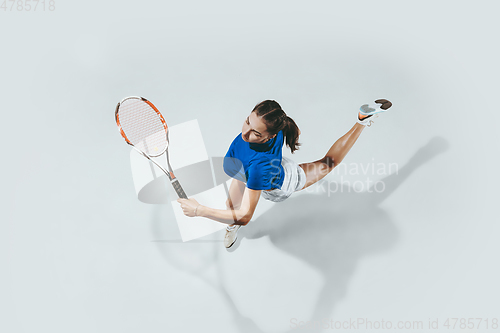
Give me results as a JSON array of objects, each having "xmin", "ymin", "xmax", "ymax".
[{"xmin": 152, "ymin": 136, "xmax": 450, "ymax": 333}]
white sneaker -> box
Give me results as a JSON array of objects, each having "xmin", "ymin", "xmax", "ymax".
[
  {"xmin": 224, "ymin": 225, "xmax": 241, "ymax": 248},
  {"xmin": 357, "ymin": 99, "xmax": 392, "ymax": 127},
  {"xmin": 357, "ymin": 113, "xmax": 379, "ymax": 127}
]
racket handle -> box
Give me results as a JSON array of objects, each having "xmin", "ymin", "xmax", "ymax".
[{"xmin": 172, "ymin": 179, "xmax": 188, "ymax": 199}]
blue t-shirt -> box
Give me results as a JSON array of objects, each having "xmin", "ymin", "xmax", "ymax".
[{"xmin": 223, "ymin": 130, "xmax": 285, "ymax": 190}]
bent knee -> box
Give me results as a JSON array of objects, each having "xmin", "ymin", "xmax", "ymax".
[{"xmin": 321, "ymin": 156, "xmax": 336, "ymax": 169}]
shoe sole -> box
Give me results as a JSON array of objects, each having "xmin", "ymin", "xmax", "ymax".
[{"xmin": 359, "ymin": 104, "xmax": 389, "ymax": 116}]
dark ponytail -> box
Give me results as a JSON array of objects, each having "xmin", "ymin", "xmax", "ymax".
[{"xmin": 252, "ymin": 100, "xmax": 301, "ymax": 154}]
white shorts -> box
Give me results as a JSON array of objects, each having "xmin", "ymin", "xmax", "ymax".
[{"xmin": 261, "ymin": 156, "xmax": 307, "ymax": 202}]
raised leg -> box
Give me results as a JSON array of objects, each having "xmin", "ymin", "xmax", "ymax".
[{"xmin": 298, "ymin": 123, "xmax": 365, "ymax": 190}]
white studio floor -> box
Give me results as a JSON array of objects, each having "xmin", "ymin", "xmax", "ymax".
[{"xmin": 2, "ymin": 1, "xmax": 499, "ymax": 333}]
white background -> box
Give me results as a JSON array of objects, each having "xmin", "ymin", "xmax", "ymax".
[{"xmin": 1, "ymin": 1, "xmax": 499, "ymax": 332}]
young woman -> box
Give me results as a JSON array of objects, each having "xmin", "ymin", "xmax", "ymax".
[{"xmin": 177, "ymin": 99, "xmax": 392, "ymax": 248}]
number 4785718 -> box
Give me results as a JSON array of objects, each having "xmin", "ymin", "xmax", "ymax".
[{"xmin": 1, "ymin": 0, "xmax": 56, "ymax": 11}]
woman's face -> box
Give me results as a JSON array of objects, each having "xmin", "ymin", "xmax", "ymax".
[{"xmin": 242, "ymin": 111, "xmax": 275, "ymax": 143}]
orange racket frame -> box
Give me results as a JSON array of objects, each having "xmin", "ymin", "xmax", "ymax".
[{"xmin": 115, "ymin": 96, "xmax": 188, "ymax": 199}]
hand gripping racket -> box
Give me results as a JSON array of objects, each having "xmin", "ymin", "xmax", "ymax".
[{"xmin": 115, "ymin": 96, "xmax": 188, "ymax": 199}]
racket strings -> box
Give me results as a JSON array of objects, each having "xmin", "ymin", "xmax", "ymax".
[{"xmin": 118, "ymin": 99, "xmax": 168, "ymax": 155}]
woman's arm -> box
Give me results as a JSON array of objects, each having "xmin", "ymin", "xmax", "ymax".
[
  {"xmin": 225, "ymin": 178, "xmax": 246, "ymax": 210},
  {"xmin": 198, "ymin": 186, "xmax": 261, "ymax": 226}
]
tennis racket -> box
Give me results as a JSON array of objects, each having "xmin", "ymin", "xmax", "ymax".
[{"xmin": 115, "ymin": 96, "xmax": 188, "ymax": 199}]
